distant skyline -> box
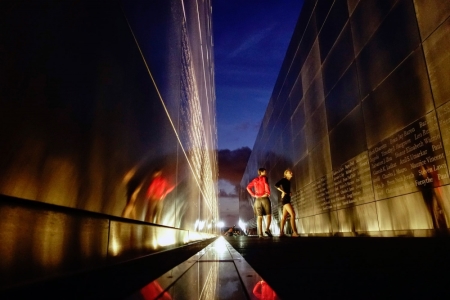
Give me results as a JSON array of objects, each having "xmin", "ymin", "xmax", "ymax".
[{"xmin": 213, "ymin": 0, "xmax": 304, "ymax": 151}]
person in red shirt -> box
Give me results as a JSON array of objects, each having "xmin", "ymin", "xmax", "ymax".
[
  {"xmin": 247, "ymin": 168, "xmax": 273, "ymax": 237},
  {"xmin": 145, "ymin": 169, "xmax": 175, "ymax": 224}
]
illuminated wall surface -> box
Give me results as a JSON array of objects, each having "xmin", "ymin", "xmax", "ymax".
[
  {"xmin": 241, "ymin": 0, "xmax": 450, "ymax": 236},
  {"xmin": 0, "ymin": 0, "xmax": 218, "ymax": 289}
]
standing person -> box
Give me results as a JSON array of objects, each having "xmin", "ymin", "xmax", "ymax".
[
  {"xmin": 247, "ymin": 168, "xmax": 273, "ymax": 237},
  {"xmin": 275, "ymin": 169, "xmax": 299, "ymax": 237}
]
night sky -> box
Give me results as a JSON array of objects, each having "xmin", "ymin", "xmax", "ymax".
[
  {"xmin": 213, "ymin": 0, "xmax": 304, "ymax": 227},
  {"xmin": 213, "ymin": 0, "xmax": 304, "ymax": 151}
]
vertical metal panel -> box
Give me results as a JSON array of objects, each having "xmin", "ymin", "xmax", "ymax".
[
  {"xmin": 325, "ymin": 62, "xmax": 360, "ymax": 132},
  {"xmin": 306, "ymin": 102, "xmax": 328, "ymax": 152},
  {"xmin": 347, "ymin": 0, "xmax": 360, "ymax": 16},
  {"xmin": 329, "ymin": 105, "xmax": 366, "ymax": 169},
  {"xmin": 362, "ymin": 48, "xmax": 433, "ymax": 148},
  {"xmin": 318, "ymin": 0, "xmax": 349, "ymax": 62},
  {"xmin": 437, "ymin": 101, "xmax": 450, "ymax": 169},
  {"xmin": 0, "ymin": 199, "xmax": 109, "ymax": 289},
  {"xmin": 422, "ymin": 17, "xmax": 450, "ymax": 108},
  {"xmin": 337, "ymin": 202, "xmax": 379, "ymax": 232},
  {"xmin": 413, "ymin": 0, "xmax": 450, "ymax": 41},
  {"xmin": 309, "ymin": 135, "xmax": 332, "ymax": 180},
  {"xmin": 301, "ymin": 39, "xmax": 321, "ymax": 94},
  {"xmin": 350, "ymin": 0, "xmax": 398, "ymax": 56},
  {"xmin": 314, "ymin": 210, "xmax": 339, "ymax": 233},
  {"xmin": 356, "ymin": 0, "xmax": 421, "ymax": 98},
  {"xmin": 376, "ymin": 193, "xmax": 433, "ymax": 230}
]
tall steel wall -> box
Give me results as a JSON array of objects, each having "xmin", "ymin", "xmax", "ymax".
[
  {"xmin": 241, "ymin": 0, "xmax": 450, "ymax": 236},
  {"xmin": 0, "ymin": 0, "xmax": 218, "ymax": 289}
]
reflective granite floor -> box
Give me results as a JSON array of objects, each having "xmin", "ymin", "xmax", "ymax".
[
  {"xmin": 4, "ymin": 235, "xmax": 450, "ymax": 299},
  {"xmin": 125, "ymin": 236, "xmax": 280, "ymax": 300},
  {"xmin": 226, "ymin": 235, "xmax": 450, "ymax": 299}
]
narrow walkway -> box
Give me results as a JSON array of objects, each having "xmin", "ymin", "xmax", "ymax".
[{"xmin": 126, "ymin": 236, "xmax": 279, "ymax": 299}]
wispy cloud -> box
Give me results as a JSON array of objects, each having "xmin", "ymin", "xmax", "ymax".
[{"xmin": 228, "ymin": 25, "xmax": 274, "ymax": 58}]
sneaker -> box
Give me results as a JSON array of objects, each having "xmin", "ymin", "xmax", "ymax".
[
  {"xmin": 265, "ymin": 229, "xmax": 273, "ymax": 237},
  {"xmin": 258, "ymin": 235, "xmax": 263, "ymax": 238},
  {"xmin": 292, "ymin": 233, "xmax": 300, "ymax": 237}
]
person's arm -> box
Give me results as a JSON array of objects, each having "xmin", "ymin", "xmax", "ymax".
[
  {"xmin": 246, "ymin": 180, "xmax": 256, "ymax": 197},
  {"xmin": 275, "ymin": 179, "xmax": 285, "ymax": 197}
]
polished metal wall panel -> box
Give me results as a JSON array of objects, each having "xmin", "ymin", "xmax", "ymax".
[
  {"xmin": 301, "ymin": 39, "xmax": 321, "ymax": 95},
  {"xmin": 284, "ymin": 54, "xmax": 304, "ymax": 100},
  {"xmin": 329, "ymin": 105, "xmax": 366, "ymax": 169},
  {"xmin": 437, "ymin": 102, "xmax": 450, "ymax": 166},
  {"xmin": 325, "ymin": 62, "xmax": 360, "ymax": 131},
  {"xmin": 288, "ymin": 75, "xmax": 304, "ymax": 113},
  {"xmin": 332, "ymin": 152, "xmax": 374, "ymax": 209},
  {"xmin": 321, "ymin": 22, "xmax": 354, "ymax": 96},
  {"xmin": 298, "ymin": 12, "xmax": 319, "ymax": 70},
  {"xmin": 356, "ymin": 0, "xmax": 421, "ymax": 98},
  {"xmin": 368, "ymin": 112, "xmax": 449, "ymax": 201},
  {"xmin": 291, "ymin": 100, "xmax": 306, "ymax": 135},
  {"xmin": 297, "ymin": 216, "xmax": 316, "ymax": 234},
  {"xmin": 292, "ymin": 128, "xmax": 308, "ymax": 164},
  {"xmin": 241, "ymin": 0, "xmax": 450, "ymax": 236},
  {"xmin": 0, "ymin": 199, "xmax": 109, "ymax": 289},
  {"xmin": 362, "ymin": 48, "xmax": 433, "ymax": 148},
  {"xmin": 279, "ymin": 103, "xmax": 292, "ymax": 137},
  {"xmin": 376, "ymin": 193, "xmax": 433, "ymax": 231},
  {"xmin": 337, "ymin": 202, "xmax": 379, "ymax": 232},
  {"xmin": 293, "ymin": 155, "xmax": 313, "ymax": 191},
  {"xmin": 350, "ymin": 0, "xmax": 398, "ymax": 56},
  {"xmin": 347, "ymin": 0, "xmax": 360, "ymax": 16},
  {"xmin": 108, "ymin": 221, "xmax": 188, "ymax": 261},
  {"xmin": 121, "ymin": 0, "xmax": 183, "ymax": 128},
  {"xmin": 314, "ymin": 0, "xmax": 334, "ymax": 33},
  {"xmin": 303, "ymin": 71, "xmax": 325, "ymax": 120},
  {"xmin": 314, "ymin": 210, "xmax": 339, "ymax": 234},
  {"xmin": 0, "ymin": 0, "xmax": 218, "ymax": 288},
  {"xmin": 413, "ymin": 0, "xmax": 450, "ymax": 41},
  {"xmin": 309, "ymin": 136, "xmax": 332, "ymax": 180},
  {"xmin": 318, "ymin": 0, "xmax": 349, "ymax": 63},
  {"xmin": 313, "ymin": 174, "xmax": 336, "ymax": 215},
  {"xmin": 306, "ymin": 102, "xmax": 328, "ymax": 152},
  {"xmin": 422, "ymin": 16, "xmax": 450, "ymax": 108}
]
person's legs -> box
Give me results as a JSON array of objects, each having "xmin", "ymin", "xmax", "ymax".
[
  {"xmin": 265, "ymin": 214, "xmax": 272, "ymax": 231},
  {"xmin": 254, "ymin": 198, "xmax": 263, "ymax": 237},
  {"xmin": 260, "ymin": 197, "xmax": 273, "ymax": 237},
  {"xmin": 257, "ymin": 216, "xmax": 263, "ymax": 236},
  {"xmin": 280, "ymin": 205, "xmax": 289, "ymax": 236},
  {"xmin": 285, "ymin": 203, "xmax": 299, "ymax": 236}
]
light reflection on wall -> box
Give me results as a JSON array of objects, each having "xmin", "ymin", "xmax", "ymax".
[
  {"xmin": 0, "ymin": 0, "xmax": 218, "ymax": 232},
  {"xmin": 240, "ymin": 0, "xmax": 450, "ymax": 237}
]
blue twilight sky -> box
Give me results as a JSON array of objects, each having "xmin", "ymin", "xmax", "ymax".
[
  {"xmin": 213, "ymin": 1, "xmax": 304, "ymax": 227},
  {"xmin": 213, "ymin": 0, "xmax": 304, "ymax": 151}
]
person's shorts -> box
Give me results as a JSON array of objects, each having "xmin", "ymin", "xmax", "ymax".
[
  {"xmin": 254, "ymin": 196, "xmax": 271, "ymax": 216},
  {"xmin": 281, "ymin": 195, "xmax": 291, "ymax": 205}
]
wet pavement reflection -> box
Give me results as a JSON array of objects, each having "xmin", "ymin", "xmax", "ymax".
[{"xmin": 126, "ymin": 237, "xmax": 279, "ymax": 300}]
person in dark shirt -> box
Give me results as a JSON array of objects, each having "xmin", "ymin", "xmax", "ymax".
[
  {"xmin": 275, "ymin": 169, "xmax": 299, "ymax": 237},
  {"xmin": 247, "ymin": 168, "xmax": 273, "ymax": 237}
]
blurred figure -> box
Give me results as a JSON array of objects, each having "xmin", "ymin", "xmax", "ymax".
[
  {"xmin": 140, "ymin": 280, "xmax": 171, "ymax": 300},
  {"xmin": 225, "ymin": 226, "xmax": 234, "ymax": 236},
  {"xmin": 417, "ymin": 164, "xmax": 448, "ymax": 232},
  {"xmin": 247, "ymin": 168, "xmax": 272, "ymax": 238},
  {"xmin": 121, "ymin": 166, "xmax": 147, "ymax": 219},
  {"xmin": 275, "ymin": 169, "xmax": 299, "ymax": 237},
  {"xmin": 253, "ymin": 280, "xmax": 279, "ymax": 300},
  {"xmin": 145, "ymin": 169, "xmax": 175, "ymax": 224}
]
